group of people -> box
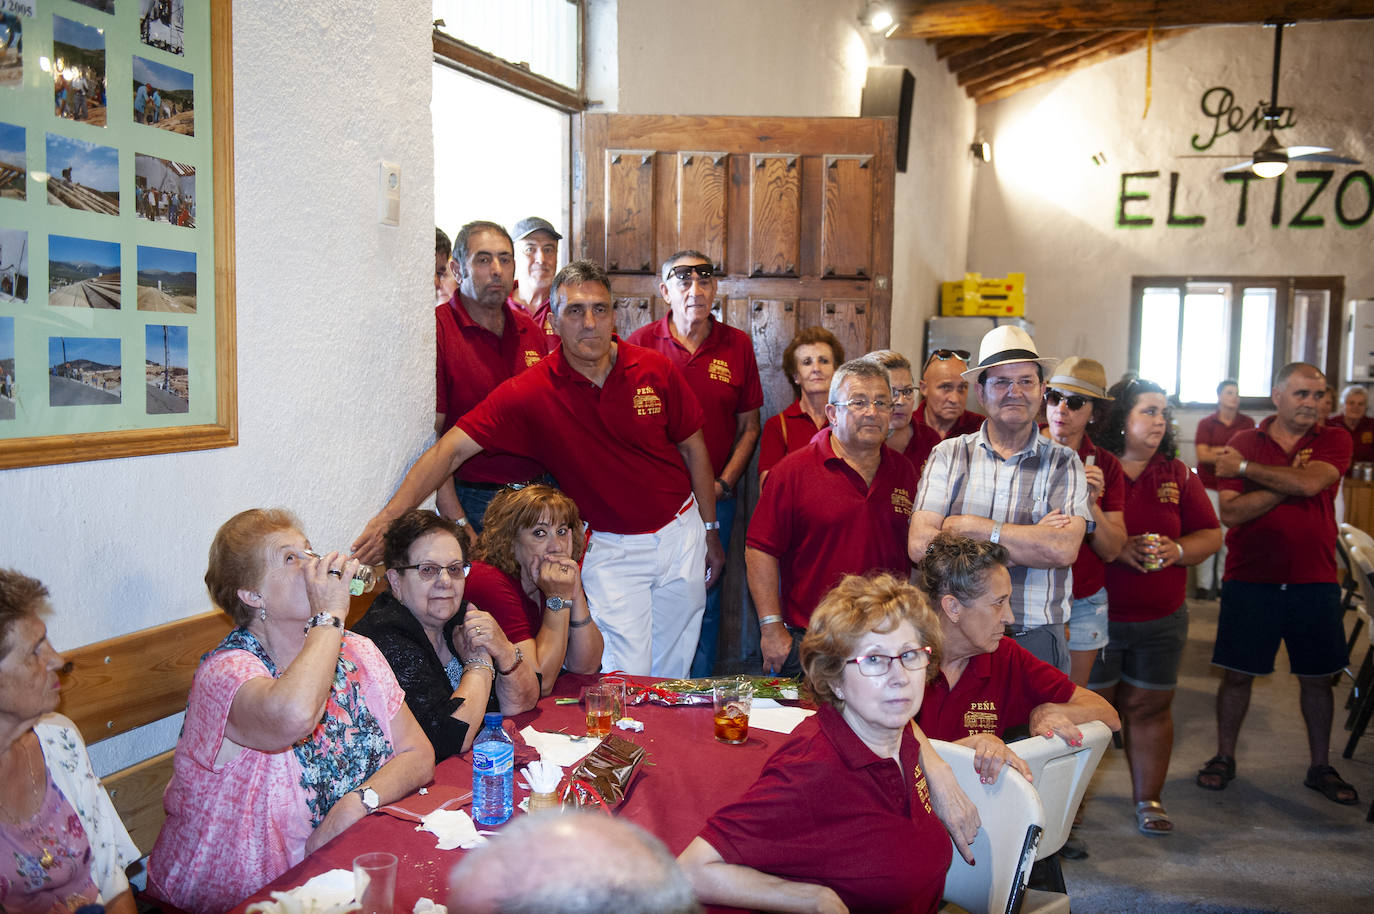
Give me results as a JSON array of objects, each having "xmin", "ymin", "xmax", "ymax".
[
  {"xmin": 54, "ymin": 68, "xmax": 102, "ymax": 121},
  {"xmin": 1, "ymin": 221, "xmax": 1361, "ymax": 911},
  {"xmin": 137, "ymin": 185, "xmax": 192, "ymax": 227}
]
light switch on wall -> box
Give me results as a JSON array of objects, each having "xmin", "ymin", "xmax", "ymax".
[{"xmin": 378, "ymin": 161, "xmax": 400, "ymax": 225}]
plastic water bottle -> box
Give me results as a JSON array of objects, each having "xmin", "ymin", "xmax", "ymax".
[{"xmin": 472, "ymin": 712, "xmax": 514, "ymax": 825}]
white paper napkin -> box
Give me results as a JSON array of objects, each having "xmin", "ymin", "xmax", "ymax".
[
  {"xmin": 244, "ymin": 868, "xmax": 355, "ymax": 914},
  {"xmin": 746, "ymin": 702, "xmax": 815, "ymax": 735},
  {"xmin": 417, "ymin": 807, "xmax": 488, "ymax": 850},
  {"xmin": 518, "ymin": 725, "xmax": 599, "ymax": 767}
]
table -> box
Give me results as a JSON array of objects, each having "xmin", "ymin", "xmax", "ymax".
[{"xmin": 228, "ymin": 674, "xmax": 794, "ymax": 912}]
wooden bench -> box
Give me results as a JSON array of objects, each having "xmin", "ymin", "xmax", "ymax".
[{"xmin": 57, "ymin": 587, "xmax": 382, "ymax": 855}]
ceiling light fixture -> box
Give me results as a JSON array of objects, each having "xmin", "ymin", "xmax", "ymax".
[
  {"xmin": 1251, "ymin": 134, "xmax": 1289, "ymax": 179},
  {"xmin": 970, "ymin": 140, "xmax": 991, "ymax": 164},
  {"xmin": 860, "ymin": 3, "xmax": 895, "ymax": 35}
]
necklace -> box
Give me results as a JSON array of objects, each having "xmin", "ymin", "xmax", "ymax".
[{"xmin": 1, "ymin": 735, "xmax": 55, "ymax": 869}]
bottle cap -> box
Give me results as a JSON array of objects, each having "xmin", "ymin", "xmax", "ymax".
[{"xmin": 483, "ymin": 712, "xmax": 504, "ymax": 725}]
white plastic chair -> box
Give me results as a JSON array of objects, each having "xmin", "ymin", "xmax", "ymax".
[
  {"xmin": 1006, "ymin": 720, "xmax": 1113, "ymax": 860},
  {"xmin": 935, "ymin": 739, "xmax": 1067, "ymax": 914}
]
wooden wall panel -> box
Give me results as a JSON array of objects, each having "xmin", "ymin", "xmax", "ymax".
[
  {"xmin": 750, "ymin": 299, "xmax": 800, "ymax": 420},
  {"xmin": 822, "ymin": 299, "xmax": 872, "ymax": 363},
  {"xmin": 614, "ymin": 295, "xmax": 656, "ymax": 337},
  {"xmin": 748, "ymin": 155, "xmax": 801, "ymax": 277},
  {"xmin": 678, "ymin": 152, "xmax": 728, "ymax": 270},
  {"xmin": 605, "ymin": 150, "xmax": 656, "ymax": 273},
  {"xmin": 821, "ymin": 156, "xmax": 874, "ymax": 279}
]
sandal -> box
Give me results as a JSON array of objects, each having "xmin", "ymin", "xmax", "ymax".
[
  {"xmin": 1196, "ymin": 755, "xmax": 1235, "ymax": 791},
  {"xmin": 1304, "ymin": 764, "xmax": 1359, "ymax": 806},
  {"xmin": 1135, "ymin": 800, "xmax": 1173, "ymax": 835}
]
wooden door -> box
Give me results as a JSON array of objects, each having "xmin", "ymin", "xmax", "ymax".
[{"xmin": 573, "ymin": 114, "xmax": 897, "ymax": 672}]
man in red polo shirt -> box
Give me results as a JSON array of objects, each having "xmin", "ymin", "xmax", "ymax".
[
  {"xmin": 355, "ymin": 261, "xmax": 724, "ymax": 677},
  {"xmin": 746, "ymin": 358, "xmax": 915, "ymax": 676},
  {"xmin": 916, "ymin": 349, "xmax": 984, "ymax": 440},
  {"xmin": 435, "ymin": 220, "xmax": 551, "ymax": 538},
  {"xmin": 1199, "ymin": 362, "xmax": 1358, "ymax": 805},
  {"xmin": 507, "ymin": 216, "xmax": 561, "ymax": 348},
  {"xmin": 627, "ymin": 250, "xmax": 763, "ymax": 677},
  {"xmin": 1194, "ymin": 379, "xmax": 1255, "ymax": 598}
]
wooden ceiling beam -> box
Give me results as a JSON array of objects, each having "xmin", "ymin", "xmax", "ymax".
[
  {"xmin": 954, "ymin": 32, "xmax": 1097, "ymax": 87},
  {"xmin": 972, "ymin": 31, "xmax": 1192, "ymax": 104},
  {"xmin": 944, "ymin": 32, "xmax": 1040, "ymax": 72},
  {"xmin": 888, "ymin": 0, "xmax": 1374, "ymax": 38},
  {"xmin": 933, "ymin": 35, "xmax": 990, "ymax": 60},
  {"xmin": 962, "ymin": 30, "xmax": 1148, "ymax": 98}
]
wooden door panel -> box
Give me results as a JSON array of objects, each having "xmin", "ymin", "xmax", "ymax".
[
  {"xmin": 677, "ymin": 152, "xmax": 728, "ymax": 269},
  {"xmin": 614, "ymin": 296, "xmax": 656, "ymax": 338},
  {"xmin": 822, "ymin": 299, "xmax": 872, "ymax": 363},
  {"xmin": 748, "ymin": 155, "xmax": 801, "ymax": 277},
  {"xmin": 822, "ymin": 156, "xmax": 875, "ymax": 279},
  {"xmin": 605, "ymin": 150, "xmax": 656, "ymax": 274},
  {"xmin": 750, "ymin": 299, "xmax": 799, "ymax": 421}
]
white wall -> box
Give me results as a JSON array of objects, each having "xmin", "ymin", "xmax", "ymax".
[
  {"xmin": 968, "ymin": 23, "xmax": 1374, "ymax": 380},
  {"xmin": 590, "ymin": 0, "xmax": 976, "ymax": 358},
  {"xmin": 2, "ymin": 0, "xmax": 436, "ymax": 772}
]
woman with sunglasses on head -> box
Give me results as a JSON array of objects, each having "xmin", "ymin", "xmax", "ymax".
[
  {"xmin": 866, "ymin": 349, "xmax": 942, "ymax": 478},
  {"xmin": 757, "ymin": 327, "xmax": 844, "ymax": 483},
  {"xmin": 679, "ymin": 572, "xmax": 956, "ymax": 914},
  {"xmin": 1041, "ymin": 358, "xmax": 1128, "ymax": 687},
  {"xmin": 353, "ymin": 509, "xmax": 539, "ymax": 761},
  {"xmin": 914, "ymin": 533, "xmax": 1120, "ymax": 786},
  {"xmin": 1093, "ymin": 379, "xmax": 1220, "ymax": 836}
]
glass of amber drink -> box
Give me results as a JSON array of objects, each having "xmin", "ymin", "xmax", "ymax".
[
  {"xmin": 583, "ymin": 685, "xmax": 616, "ymax": 738},
  {"xmin": 712, "ymin": 678, "xmax": 753, "ymax": 744}
]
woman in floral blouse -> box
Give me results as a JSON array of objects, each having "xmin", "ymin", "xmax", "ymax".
[
  {"xmin": 0, "ymin": 569, "xmax": 139, "ymax": 913},
  {"xmin": 148, "ymin": 509, "xmax": 434, "ymax": 914}
]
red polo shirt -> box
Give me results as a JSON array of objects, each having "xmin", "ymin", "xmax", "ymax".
[
  {"xmin": 1071, "ymin": 435, "xmax": 1125, "ymax": 599},
  {"xmin": 508, "ymin": 286, "xmax": 561, "ymax": 351},
  {"xmin": 1104, "ymin": 453, "xmax": 1217, "ymax": 622},
  {"xmin": 915, "ymin": 401, "xmax": 984, "ymax": 440},
  {"xmin": 626, "ymin": 316, "xmax": 764, "ymax": 475},
  {"xmin": 1194, "ymin": 411, "xmax": 1255, "ymax": 488},
  {"xmin": 436, "ymin": 294, "xmax": 551, "ymax": 484},
  {"xmin": 700, "ymin": 704, "xmax": 950, "ymax": 914},
  {"xmin": 1221, "ymin": 416, "xmax": 1351, "ymax": 584},
  {"xmin": 746, "ymin": 430, "xmax": 915, "ymax": 629},
  {"xmin": 899, "ymin": 421, "xmax": 943, "ymax": 482},
  {"xmin": 457, "ymin": 340, "xmax": 704, "ymax": 534},
  {"xmin": 463, "ymin": 561, "xmax": 541, "ymax": 643},
  {"xmin": 1342, "ymin": 416, "xmax": 1374, "ymax": 468},
  {"xmin": 917, "ymin": 638, "xmax": 1076, "ymax": 740},
  {"xmin": 758, "ymin": 400, "xmax": 827, "ymax": 473}
]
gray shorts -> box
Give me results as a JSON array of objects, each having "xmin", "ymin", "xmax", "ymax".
[
  {"xmin": 1088, "ymin": 604, "xmax": 1189, "ymax": 691},
  {"xmin": 1068, "ymin": 587, "xmax": 1109, "ymax": 652}
]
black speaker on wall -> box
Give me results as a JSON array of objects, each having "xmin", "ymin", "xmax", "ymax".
[{"xmin": 860, "ymin": 66, "xmax": 915, "ymax": 173}]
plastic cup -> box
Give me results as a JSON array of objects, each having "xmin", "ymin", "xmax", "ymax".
[
  {"xmin": 583, "ymin": 685, "xmax": 616, "ymax": 738},
  {"xmin": 598, "ymin": 675, "xmax": 628, "ymax": 719},
  {"xmin": 354, "ymin": 852, "xmax": 397, "ymax": 914},
  {"xmin": 712, "ymin": 678, "xmax": 753, "ymax": 744}
]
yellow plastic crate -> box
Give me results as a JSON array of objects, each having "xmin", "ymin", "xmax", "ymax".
[{"xmin": 940, "ymin": 272, "xmax": 1025, "ymax": 316}]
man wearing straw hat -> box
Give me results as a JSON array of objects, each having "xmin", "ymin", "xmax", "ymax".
[{"xmin": 909, "ymin": 326, "xmax": 1093, "ymax": 673}]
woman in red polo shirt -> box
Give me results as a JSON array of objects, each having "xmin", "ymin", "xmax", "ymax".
[
  {"xmin": 678, "ymin": 573, "xmax": 952, "ymax": 914},
  {"xmin": 757, "ymin": 327, "xmax": 844, "ymax": 482},
  {"xmin": 1092, "ymin": 379, "xmax": 1221, "ymax": 836},
  {"xmin": 868, "ymin": 348, "xmax": 942, "ymax": 479}
]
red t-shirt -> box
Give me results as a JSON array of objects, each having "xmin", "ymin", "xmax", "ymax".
[
  {"xmin": 436, "ymin": 294, "xmax": 551, "ymax": 484},
  {"xmin": 1071, "ymin": 436, "xmax": 1125, "ymax": 599},
  {"xmin": 457, "ymin": 341, "xmax": 704, "ymax": 534},
  {"xmin": 1193, "ymin": 411, "xmax": 1255, "ymax": 489},
  {"xmin": 1105, "ymin": 453, "xmax": 1217, "ymax": 621},
  {"xmin": 1341, "ymin": 416, "xmax": 1374, "ymax": 469},
  {"xmin": 625, "ymin": 317, "xmax": 764, "ymax": 475},
  {"xmin": 914, "ymin": 401, "xmax": 984, "ymax": 440},
  {"xmin": 463, "ymin": 561, "xmax": 541, "ymax": 643},
  {"xmin": 700, "ymin": 704, "xmax": 950, "ymax": 914},
  {"xmin": 758, "ymin": 400, "xmax": 827, "ymax": 474},
  {"xmin": 1221, "ymin": 417, "xmax": 1351, "ymax": 584},
  {"xmin": 899, "ymin": 421, "xmax": 943, "ymax": 483},
  {"xmin": 917, "ymin": 638, "xmax": 1076, "ymax": 740},
  {"xmin": 746, "ymin": 430, "xmax": 915, "ymax": 629}
]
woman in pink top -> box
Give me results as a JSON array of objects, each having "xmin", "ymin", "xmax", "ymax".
[{"xmin": 148, "ymin": 509, "xmax": 434, "ymax": 914}]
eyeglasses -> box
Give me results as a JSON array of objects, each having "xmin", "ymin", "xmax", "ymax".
[
  {"xmin": 891, "ymin": 385, "xmax": 917, "ymax": 402},
  {"xmin": 922, "ymin": 348, "xmax": 971, "ymax": 372},
  {"xmin": 834, "ymin": 396, "xmax": 893, "ymax": 413},
  {"xmin": 986, "ymin": 376, "xmax": 1040, "ymax": 394},
  {"xmin": 397, "ymin": 561, "xmax": 471, "ymax": 581},
  {"xmin": 1045, "ymin": 390, "xmax": 1089, "ymax": 411},
  {"xmin": 665, "ymin": 263, "xmax": 715, "ymax": 285},
  {"xmin": 846, "ymin": 646, "xmax": 933, "ymax": 677}
]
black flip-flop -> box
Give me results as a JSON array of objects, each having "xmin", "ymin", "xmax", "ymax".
[
  {"xmin": 1196, "ymin": 755, "xmax": 1235, "ymax": 791},
  {"xmin": 1304, "ymin": 764, "xmax": 1359, "ymax": 806}
]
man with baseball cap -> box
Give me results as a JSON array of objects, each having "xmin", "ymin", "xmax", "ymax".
[
  {"xmin": 1040, "ymin": 357, "xmax": 1127, "ymax": 686},
  {"xmin": 909, "ymin": 326, "xmax": 1092, "ymax": 672},
  {"xmin": 509, "ymin": 216, "xmax": 562, "ymax": 345}
]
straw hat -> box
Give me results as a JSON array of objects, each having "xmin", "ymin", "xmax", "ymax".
[
  {"xmin": 1047, "ymin": 356, "xmax": 1114, "ymax": 400},
  {"xmin": 960, "ymin": 325, "xmax": 1058, "ymax": 382}
]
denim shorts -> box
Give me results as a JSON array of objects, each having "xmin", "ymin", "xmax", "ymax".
[
  {"xmin": 1067, "ymin": 587, "xmax": 1109, "ymax": 652},
  {"xmin": 1088, "ymin": 603, "xmax": 1189, "ymax": 691}
]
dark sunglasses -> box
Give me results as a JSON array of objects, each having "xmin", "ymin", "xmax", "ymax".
[
  {"xmin": 922, "ymin": 348, "xmax": 971, "ymax": 372},
  {"xmin": 1045, "ymin": 390, "xmax": 1089, "ymax": 411},
  {"xmin": 665, "ymin": 263, "xmax": 715, "ymax": 283}
]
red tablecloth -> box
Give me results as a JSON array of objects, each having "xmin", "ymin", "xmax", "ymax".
[{"xmin": 228, "ymin": 674, "xmax": 796, "ymax": 912}]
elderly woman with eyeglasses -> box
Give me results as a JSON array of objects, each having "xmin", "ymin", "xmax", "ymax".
[
  {"xmin": 149, "ymin": 509, "xmax": 433, "ymax": 913},
  {"xmin": 679, "ymin": 573, "xmax": 959, "ymax": 914},
  {"xmin": 353, "ymin": 510, "xmax": 539, "ymax": 762},
  {"xmin": 866, "ymin": 349, "xmax": 942, "ymax": 477},
  {"xmin": 757, "ymin": 326, "xmax": 844, "ymax": 482},
  {"xmin": 914, "ymin": 533, "xmax": 1120, "ymax": 786}
]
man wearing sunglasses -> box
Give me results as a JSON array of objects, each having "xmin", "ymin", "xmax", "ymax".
[
  {"xmin": 909, "ymin": 326, "xmax": 1092, "ymax": 674},
  {"xmin": 628, "ymin": 251, "xmax": 763, "ymax": 677},
  {"xmin": 917, "ymin": 348, "xmax": 984, "ymax": 441}
]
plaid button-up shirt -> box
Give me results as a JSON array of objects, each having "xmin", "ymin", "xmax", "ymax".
[{"xmin": 915, "ymin": 424, "xmax": 1092, "ymax": 627}]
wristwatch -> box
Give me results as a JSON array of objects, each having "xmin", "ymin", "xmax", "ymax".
[
  {"xmin": 453, "ymin": 516, "xmax": 469, "ymax": 528},
  {"xmin": 703, "ymin": 520, "xmax": 721, "ymax": 532},
  {"xmin": 304, "ymin": 612, "xmax": 343, "ymax": 633},
  {"xmin": 990, "ymin": 521, "xmax": 1004, "ymax": 545},
  {"xmin": 545, "ymin": 595, "xmax": 572, "ymax": 611},
  {"xmin": 355, "ymin": 785, "xmax": 379, "ymax": 814}
]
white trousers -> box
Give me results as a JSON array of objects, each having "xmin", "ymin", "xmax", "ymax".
[{"xmin": 581, "ymin": 505, "xmax": 706, "ymax": 677}]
